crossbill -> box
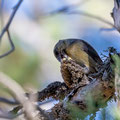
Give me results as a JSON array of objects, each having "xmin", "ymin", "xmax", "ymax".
[{"xmin": 54, "ymin": 39, "xmax": 102, "ymax": 73}]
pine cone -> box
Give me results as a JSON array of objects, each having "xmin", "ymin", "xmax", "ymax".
[{"xmin": 61, "ymin": 57, "xmax": 90, "ymax": 88}]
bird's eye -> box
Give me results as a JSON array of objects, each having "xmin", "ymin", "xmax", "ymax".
[{"xmin": 55, "ymin": 51, "xmax": 59, "ymax": 56}]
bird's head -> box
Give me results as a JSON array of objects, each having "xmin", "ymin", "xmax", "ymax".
[{"xmin": 53, "ymin": 39, "xmax": 77, "ymax": 62}]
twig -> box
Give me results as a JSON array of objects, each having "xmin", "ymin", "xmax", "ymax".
[
  {"xmin": 48, "ymin": 3, "xmax": 114, "ymax": 28},
  {"xmin": 0, "ymin": 72, "xmax": 51, "ymax": 120},
  {"xmin": 0, "ymin": 30, "xmax": 15, "ymax": 58},
  {"xmin": 49, "ymin": 0, "xmax": 91, "ymax": 14},
  {"xmin": 0, "ymin": 108, "xmax": 23, "ymax": 119},
  {"xmin": 0, "ymin": 72, "xmax": 36, "ymax": 120},
  {"xmin": 0, "ymin": 96, "xmax": 19, "ymax": 105},
  {"xmin": 68, "ymin": 11, "xmax": 114, "ymax": 27},
  {"xmin": 112, "ymin": 0, "xmax": 120, "ymax": 32},
  {"xmin": 0, "ymin": 0, "xmax": 23, "ymax": 42},
  {"xmin": 0, "ymin": 0, "xmax": 4, "ymax": 29},
  {"xmin": 0, "ymin": 0, "xmax": 23, "ymax": 58},
  {"xmin": 116, "ymin": 0, "xmax": 120, "ymax": 8}
]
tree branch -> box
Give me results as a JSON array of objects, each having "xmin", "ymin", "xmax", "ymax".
[
  {"xmin": 48, "ymin": 5, "xmax": 114, "ymax": 28},
  {"xmin": 0, "ymin": 108, "xmax": 23, "ymax": 119},
  {"xmin": 0, "ymin": 72, "xmax": 36, "ymax": 120},
  {"xmin": 0, "ymin": 0, "xmax": 23, "ymax": 58},
  {"xmin": 0, "ymin": 0, "xmax": 23, "ymax": 42},
  {"xmin": 0, "ymin": 96, "xmax": 19, "ymax": 105},
  {"xmin": 111, "ymin": 0, "xmax": 120, "ymax": 32},
  {"xmin": 0, "ymin": 30, "xmax": 15, "ymax": 58}
]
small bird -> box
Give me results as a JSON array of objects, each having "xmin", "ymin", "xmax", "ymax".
[
  {"xmin": 54, "ymin": 39, "xmax": 102, "ymax": 72},
  {"xmin": 54, "ymin": 39, "xmax": 103, "ymax": 88}
]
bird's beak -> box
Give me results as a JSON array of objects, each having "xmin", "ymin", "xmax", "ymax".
[
  {"xmin": 56, "ymin": 53, "xmax": 62, "ymax": 63},
  {"xmin": 58, "ymin": 56, "xmax": 62, "ymax": 63}
]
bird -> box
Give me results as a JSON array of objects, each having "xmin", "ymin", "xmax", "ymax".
[{"xmin": 54, "ymin": 39, "xmax": 103, "ymax": 88}]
